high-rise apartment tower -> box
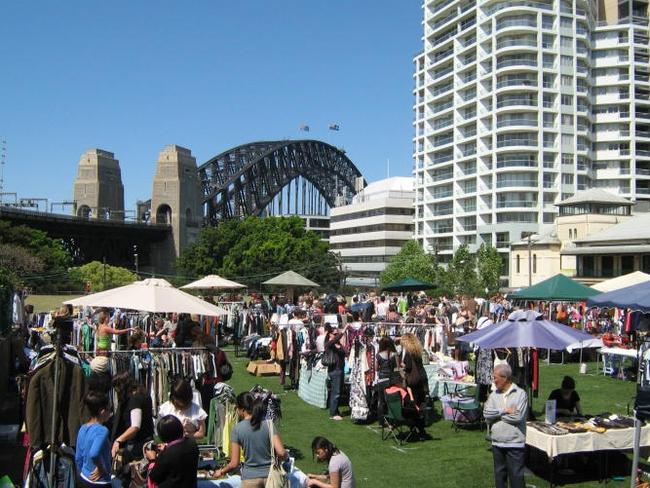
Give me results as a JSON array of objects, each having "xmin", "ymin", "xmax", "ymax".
[{"xmin": 413, "ymin": 0, "xmax": 650, "ymax": 277}]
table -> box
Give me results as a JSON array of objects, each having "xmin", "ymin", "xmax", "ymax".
[
  {"xmin": 598, "ymin": 346, "xmax": 637, "ymax": 378},
  {"xmin": 424, "ymin": 364, "xmax": 476, "ymax": 398},
  {"xmin": 526, "ymin": 423, "xmax": 650, "ymax": 459},
  {"xmin": 527, "ymin": 423, "xmax": 650, "ymax": 486}
]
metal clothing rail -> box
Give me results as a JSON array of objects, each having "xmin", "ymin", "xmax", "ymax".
[{"xmin": 76, "ymin": 346, "xmax": 210, "ymax": 354}]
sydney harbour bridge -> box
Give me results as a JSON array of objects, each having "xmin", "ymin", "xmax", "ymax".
[{"xmin": 0, "ymin": 140, "xmax": 365, "ymax": 271}]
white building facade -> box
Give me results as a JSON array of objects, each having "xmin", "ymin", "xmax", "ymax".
[
  {"xmin": 330, "ymin": 177, "xmax": 415, "ymax": 287},
  {"xmin": 412, "ymin": 0, "xmax": 650, "ymax": 278}
]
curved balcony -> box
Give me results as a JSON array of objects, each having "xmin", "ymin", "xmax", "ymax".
[
  {"xmin": 495, "ymin": 38, "xmax": 538, "ymax": 53},
  {"xmin": 496, "ymin": 58, "xmax": 538, "ymax": 75},
  {"xmin": 496, "ymin": 16, "xmax": 537, "ymax": 32},
  {"xmin": 496, "ymin": 97, "xmax": 537, "ymax": 111}
]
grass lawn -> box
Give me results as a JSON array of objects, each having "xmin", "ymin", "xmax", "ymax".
[
  {"xmin": 25, "ymin": 294, "xmax": 80, "ymax": 313},
  {"xmin": 226, "ymin": 351, "xmax": 637, "ymax": 487}
]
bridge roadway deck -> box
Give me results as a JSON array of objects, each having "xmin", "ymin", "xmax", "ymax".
[{"xmin": 0, "ymin": 207, "xmax": 172, "ymax": 267}]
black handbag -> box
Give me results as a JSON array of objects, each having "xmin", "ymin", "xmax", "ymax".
[
  {"xmin": 422, "ymin": 395, "xmax": 435, "ymax": 427},
  {"xmin": 321, "ymin": 349, "xmax": 337, "ymax": 368}
]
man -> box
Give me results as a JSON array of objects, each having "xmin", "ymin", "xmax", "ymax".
[{"xmin": 484, "ymin": 363, "xmax": 528, "ymax": 488}]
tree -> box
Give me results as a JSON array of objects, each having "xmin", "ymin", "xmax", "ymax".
[
  {"xmin": 0, "ymin": 220, "xmax": 73, "ymax": 292},
  {"xmin": 177, "ymin": 216, "xmax": 342, "ymax": 291},
  {"xmin": 69, "ymin": 261, "xmax": 138, "ymax": 292},
  {"xmin": 380, "ymin": 240, "xmax": 438, "ymax": 287},
  {"xmin": 443, "ymin": 244, "xmax": 480, "ymax": 297},
  {"xmin": 477, "ymin": 244, "xmax": 503, "ymax": 297}
]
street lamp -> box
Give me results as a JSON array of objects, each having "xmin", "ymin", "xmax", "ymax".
[
  {"xmin": 526, "ymin": 233, "xmax": 540, "ymax": 287},
  {"xmin": 133, "ymin": 245, "xmax": 139, "ymax": 277}
]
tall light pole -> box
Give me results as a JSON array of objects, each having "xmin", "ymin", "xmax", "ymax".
[{"xmin": 133, "ymin": 245, "xmax": 139, "ymax": 277}]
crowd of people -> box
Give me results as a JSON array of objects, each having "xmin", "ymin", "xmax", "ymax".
[{"xmin": 18, "ymin": 288, "xmax": 602, "ymax": 488}]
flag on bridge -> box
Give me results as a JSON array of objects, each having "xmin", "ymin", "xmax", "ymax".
[
  {"xmin": 299, "ymin": 124, "xmax": 310, "ymax": 132},
  {"xmin": 329, "ymin": 123, "xmax": 340, "ymax": 131}
]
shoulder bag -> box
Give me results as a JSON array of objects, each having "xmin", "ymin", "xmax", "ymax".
[{"xmin": 265, "ymin": 420, "xmax": 288, "ymax": 488}]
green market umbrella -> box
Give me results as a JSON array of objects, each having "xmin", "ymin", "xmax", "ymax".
[
  {"xmin": 510, "ymin": 273, "xmax": 600, "ymax": 301},
  {"xmin": 382, "ymin": 277, "xmax": 435, "ymax": 292}
]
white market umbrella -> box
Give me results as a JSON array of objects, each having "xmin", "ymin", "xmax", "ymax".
[
  {"xmin": 64, "ymin": 278, "xmax": 228, "ymax": 316},
  {"xmin": 180, "ymin": 274, "xmax": 246, "ymax": 290}
]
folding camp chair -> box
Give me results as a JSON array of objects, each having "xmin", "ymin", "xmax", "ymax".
[
  {"xmin": 448, "ymin": 386, "xmax": 483, "ymax": 432},
  {"xmin": 381, "ymin": 391, "xmax": 419, "ymax": 445}
]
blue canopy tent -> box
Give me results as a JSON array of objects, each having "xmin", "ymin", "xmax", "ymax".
[{"xmin": 587, "ymin": 280, "xmax": 650, "ymax": 313}]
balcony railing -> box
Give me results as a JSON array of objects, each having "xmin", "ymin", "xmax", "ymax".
[
  {"xmin": 497, "ymin": 119, "xmax": 537, "ymax": 128},
  {"xmin": 496, "ymin": 39, "xmax": 537, "ymax": 50},
  {"xmin": 496, "ymin": 79, "xmax": 537, "ymax": 89},
  {"xmin": 497, "ymin": 59, "xmax": 537, "ymax": 69},
  {"xmin": 497, "ymin": 98, "xmax": 536, "ymax": 108},
  {"xmin": 497, "ymin": 18, "xmax": 537, "ymax": 30}
]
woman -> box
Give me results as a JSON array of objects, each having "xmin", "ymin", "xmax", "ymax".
[
  {"xmin": 158, "ymin": 379, "xmax": 208, "ymax": 439},
  {"xmin": 400, "ymin": 333, "xmax": 429, "ymax": 407},
  {"xmin": 307, "ymin": 437, "xmax": 355, "ymax": 488},
  {"xmin": 75, "ymin": 392, "xmax": 112, "ymax": 487},
  {"xmin": 146, "ymin": 415, "xmax": 199, "ymax": 488},
  {"xmin": 111, "ymin": 372, "xmax": 154, "ymax": 461},
  {"xmin": 212, "ymin": 392, "xmax": 287, "ymax": 488},
  {"xmin": 376, "ymin": 337, "xmax": 399, "ymax": 423},
  {"xmin": 548, "ymin": 375, "xmax": 582, "ymax": 416},
  {"xmin": 96, "ymin": 311, "xmax": 134, "ymax": 352},
  {"xmin": 324, "ymin": 324, "xmax": 349, "ymax": 421}
]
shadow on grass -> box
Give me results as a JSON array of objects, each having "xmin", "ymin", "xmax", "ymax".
[{"xmin": 526, "ymin": 448, "xmax": 630, "ymax": 486}]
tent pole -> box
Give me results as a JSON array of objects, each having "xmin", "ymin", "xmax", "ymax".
[{"xmin": 631, "ymin": 413, "xmax": 642, "ymax": 488}]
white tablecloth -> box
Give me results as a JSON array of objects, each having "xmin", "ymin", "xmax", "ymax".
[
  {"xmin": 526, "ymin": 423, "xmax": 650, "ymax": 459},
  {"xmin": 599, "ymin": 347, "xmax": 637, "ymax": 358}
]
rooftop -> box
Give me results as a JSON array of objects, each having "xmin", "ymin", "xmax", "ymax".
[
  {"xmin": 556, "ymin": 189, "xmax": 633, "ymax": 207},
  {"xmin": 575, "ymin": 213, "xmax": 650, "ymax": 244},
  {"xmin": 352, "ymin": 176, "xmax": 413, "ymax": 204}
]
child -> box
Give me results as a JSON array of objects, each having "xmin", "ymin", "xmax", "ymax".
[{"xmin": 75, "ymin": 392, "xmax": 112, "ymax": 487}]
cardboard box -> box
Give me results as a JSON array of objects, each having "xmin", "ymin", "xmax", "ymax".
[{"xmin": 246, "ymin": 361, "xmax": 281, "ymax": 377}]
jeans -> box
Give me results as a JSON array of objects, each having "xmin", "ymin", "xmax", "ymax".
[
  {"xmin": 492, "ymin": 445, "xmax": 525, "ymax": 488},
  {"xmin": 327, "ymin": 368, "xmax": 344, "ymax": 417},
  {"xmin": 34, "ymin": 453, "xmax": 75, "ymax": 488}
]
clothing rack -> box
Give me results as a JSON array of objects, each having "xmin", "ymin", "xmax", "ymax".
[{"xmin": 77, "ymin": 346, "xmax": 209, "ymax": 354}]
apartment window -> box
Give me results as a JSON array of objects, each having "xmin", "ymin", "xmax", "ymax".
[
  {"xmin": 544, "ymin": 212, "xmax": 555, "ymax": 223},
  {"xmin": 562, "ymin": 114, "xmax": 574, "ymax": 126},
  {"xmin": 561, "ymin": 134, "xmax": 574, "ymax": 146},
  {"xmin": 562, "ymin": 174, "xmax": 574, "ymax": 184},
  {"xmin": 516, "ymin": 255, "xmax": 521, "ymax": 274},
  {"xmin": 561, "ymin": 37, "xmax": 573, "ymax": 49},
  {"xmin": 561, "ymin": 75, "xmax": 573, "ymax": 86},
  {"xmin": 561, "ymin": 95, "xmax": 573, "ymax": 106},
  {"xmin": 560, "ymin": 18, "xmax": 573, "ymax": 28},
  {"xmin": 568, "ymin": 229, "xmax": 573, "ymax": 239},
  {"xmin": 533, "ymin": 254, "xmax": 537, "ymax": 274},
  {"xmin": 562, "ymin": 154, "xmax": 574, "ymax": 166},
  {"xmin": 573, "ymin": 228, "xmax": 577, "ymax": 239}
]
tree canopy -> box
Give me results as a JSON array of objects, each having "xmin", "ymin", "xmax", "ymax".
[
  {"xmin": 380, "ymin": 240, "xmax": 503, "ymax": 298},
  {"xmin": 0, "ymin": 220, "xmax": 72, "ymax": 292},
  {"xmin": 177, "ymin": 216, "xmax": 342, "ymax": 291},
  {"xmin": 380, "ymin": 240, "xmax": 439, "ymax": 287},
  {"xmin": 69, "ymin": 261, "xmax": 138, "ymax": 292},
  {"xmin": 477, "ymin": 243, "xmax": 503, "ymax": 297}
]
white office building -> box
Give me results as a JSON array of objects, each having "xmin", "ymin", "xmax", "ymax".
[
  {"xmin": 330, "ymin": 177, "xmax": 415, "ymax": 287},
  {"xmin": 412, "ymin": 0, "xmax": 650, "ymax": 278}
]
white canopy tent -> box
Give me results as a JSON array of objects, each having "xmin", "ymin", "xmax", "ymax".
[
  {"xmin": 180, "ymin": 274, "xmax": 246, "ymax": 290},
  {"xmin": 592, "ymin": 271, "xmax": 650, "ymax": 293},
  {"xmin": 65, "ymin": 278, "xmax": 228, "ymax": 315}
]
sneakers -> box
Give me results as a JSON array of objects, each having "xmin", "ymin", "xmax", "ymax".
[{"xmin": 329, "ymin": 415, "xmax": 343, "ymax": 421}]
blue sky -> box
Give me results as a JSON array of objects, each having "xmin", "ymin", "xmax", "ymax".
[{"xmin": 1, "ymin": 2, "xmax": 421, "ymax": 211}]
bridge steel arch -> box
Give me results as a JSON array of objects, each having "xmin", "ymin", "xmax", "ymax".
[{"xmin": 198, "ymin": 140, "xmax": 365, "ymax": 224}]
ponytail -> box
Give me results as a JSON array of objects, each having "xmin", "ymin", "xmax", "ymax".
[{"xmin": 236, "ymin": 391, "xmax": 266, "ymax": 430}]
